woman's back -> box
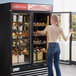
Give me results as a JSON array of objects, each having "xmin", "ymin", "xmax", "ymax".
[
  {"xmin": 36, "ymin": 14, "xmax": 72, "ymax": 43},
  {"xmin": 47, "ymin": 25, "xmax": 61, "ymax": 43}
]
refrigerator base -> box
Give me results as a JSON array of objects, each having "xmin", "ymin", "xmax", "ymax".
[
  {"xmin": 12, "ymin": 62, "xmax": 48, "ymax": 73},
  {"xmin": 12, "ymin": 67, "xmax": 48, "ymax": 76}
]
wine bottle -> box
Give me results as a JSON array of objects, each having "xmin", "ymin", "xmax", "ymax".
[
  {"xmin": 13, "ymin": 47, "xmax": 18, "ymax": 55},
  {"xmin": 42, "ymin": 48, "xmax": 47, "ymax": 53},
  {"xmin": 18, "ymin": 31, "xmax": 23, "ymax": 39},
  {"xmin": 12, "ymin": 32, "xmax": 17, "ymax": 39},
  {"xmin": 13, "ymin": 41, "xmax": 16, "ymax": 47},
  {"xmin": 33, "ymin": 22, "xmax": 36, "ymax": 26},
  {"xmin": 24, "ymin": 32, "xmax": 28, "ymax": 37},
  {"xmin": 13, "ymin": 14, "xmax": 17, "ymax": 22},
  {"xmin": 24, "ymin": 23, "xmax": 29, "ymax": 31},
  {"xmin": 37, "ymin": 50, "xmax": 43, "ymax": 61},
  {"xmin": 23, "ymin": 49, "xmax": 29, "ymax": 55},
  {"xmin": 12, "ymin": 23, "xmax": 17, "ymax": 31},
  {"xmin": 18, "ymin": 24, "xmax": 23, "ymax": 31},
  {"xmin": 33, "ymin": 48, "xmax": 37, "ymax": 61},
  {"xmin": 18, "ymin": 15, "xmax": 23, "ymax": 23}
]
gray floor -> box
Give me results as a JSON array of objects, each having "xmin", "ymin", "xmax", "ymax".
[
  {"xmin": 50, "ymin": 64, "xmax": 76, "ymax": 76},
  {"xmin": 59, "ymin": 64, "xmax": 76, "ymax": 76},
  {"xmin": 39, "ymin": 64, "xmax": 76, "ymax": 76}
]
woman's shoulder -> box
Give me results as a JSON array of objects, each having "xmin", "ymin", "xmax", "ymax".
[
  {"xmin": 45, "ymin": 25, "xmax": 52, "ymax": 28},
  {"xmin": 47, "ymin": 25, "xmax": 53, "ymax": 27},
  {"xmin": 58, "ymin": 26, "xmax": 63, "ymax": 32},
  {"xmin": 57, "ymin": 25, "xmax": 62, "ymax": 29}
]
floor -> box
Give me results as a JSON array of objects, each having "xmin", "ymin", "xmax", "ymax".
[
  {"xmin": 59, "ymin": 64, "xmax": 76, "ymax": 76},
  {"xmin": 38, "ymin": 64, "xmax": 76, "ymax": 76},
  {"xmin": 45, "ymin": 64, "xmax": 76, "ymax": 76}
]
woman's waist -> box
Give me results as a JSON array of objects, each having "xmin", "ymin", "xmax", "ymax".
[
  {"xmin": 48, "ymin": 42, "xmax": 59, "ymax": 47},
  {"xmin": 48, "ymin": 40, "xmax": 59, "ymax": 44},
  {"xmin": 48, "ymin": 39, "xmax": 59, "ymax": 42}
]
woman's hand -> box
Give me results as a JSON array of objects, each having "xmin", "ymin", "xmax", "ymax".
[
  {"xmin": 35, "ymin": 30, "xmax": 40, "ymax": 35},
  {"xmin": 69, "ymin": 28, "xmax": 73, "ymax": 34}
]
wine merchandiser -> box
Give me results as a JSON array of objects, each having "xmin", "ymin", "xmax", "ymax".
[{"xmin": 0, "ymin": 3, "xmax": 72, "ymax": 76}]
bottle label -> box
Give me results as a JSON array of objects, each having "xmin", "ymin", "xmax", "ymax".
[{"xmin": 37, "ymin": 52, "xmax": 43, "ymax": 61}]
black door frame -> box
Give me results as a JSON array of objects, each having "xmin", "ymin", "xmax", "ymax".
[{"xmin": 51, "ymin": 12, "xmax": 72, "ymax": 64}]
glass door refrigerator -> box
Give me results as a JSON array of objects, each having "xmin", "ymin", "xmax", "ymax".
[
  {"xmin": 12, "ymin": 13, "xmax": 31, "ymax": 67},
  {"xmin": 71, "ymin": 12, "xmax": 76, "ymax": 64},
  {"xmin": 33, "ymin": 13, "xmax": 50, "ymax": 63},
  {"xmin": 0, "ymin": 2, "xmax": 52, "ymax": 76},
  {"xmin": 0, "ymin": 2, "xmax": 72, "ymax": 76},
  {"xmin": 33, "ymin": 12, "xmax": 72, "ymax": 65},
  {"xmin": 0, "ymin": 5, "xmax": 33, "ymax": 76}
]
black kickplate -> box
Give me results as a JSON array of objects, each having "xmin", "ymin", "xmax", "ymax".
[{"xmin": 11, "ymin": 67, "xmax": 48, "ymax": 76}]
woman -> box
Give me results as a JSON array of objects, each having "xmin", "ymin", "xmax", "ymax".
[{"xmin": 36, "ymin": 15, "xmax": 72, "ymax": 76}]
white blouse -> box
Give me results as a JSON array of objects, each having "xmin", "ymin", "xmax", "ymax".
[{"xmin": 40, "ymin": 24, "xmax": 71, "ymax": 43}]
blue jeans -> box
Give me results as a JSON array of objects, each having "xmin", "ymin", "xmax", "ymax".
[{"xmin": 47, "ymin": 42, "xmax": 61, "ymax": 76}]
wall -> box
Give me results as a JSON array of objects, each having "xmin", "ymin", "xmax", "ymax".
[
  {"xmin": 0, "ymin": 0, "xmax": 53, "ymax": 4},
  {"xmin": 64, "ymin": 0, "xmax": 76, "ymax": 12},
  {"xmin": 53, "ymin": 0, "xmax": 76, "ymax": 12},
  {"xmin": 53, "ymin": 0, "xmax": 65, "ymax": 12}
]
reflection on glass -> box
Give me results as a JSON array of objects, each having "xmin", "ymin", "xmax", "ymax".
[
  {"xmin": 52, "ymin": 13, "xmax": 70, "ymax": 62},
  {"xmin": 33, "ymin": 14, "xmax": 50, "ymax": 63},
  {"xmin": 72, "ymin": 14, "xmax": 76, "ymax": 41},
  {"xmin": 12, "ymin": 13, "xmax": 30, "ymax": 65},
  {"xmin": 57, "ymin": 15, "xmax": 61, "ymax": 41}
]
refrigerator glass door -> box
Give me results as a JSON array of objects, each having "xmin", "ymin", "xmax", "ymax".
[
  {"xmin": 51, "ymin": 12, "xmax": 71, "ymax": 63},
  {"xmin": 72, "ymin": 13, "xmax": 76, "ymax": 61},
  {"xmin": 12, "ymin": 13, "xmax": 31, "ymax": 65},
  {"xmin": 33, "ymin": 13, "xmax": 50, "ymax": 63}
]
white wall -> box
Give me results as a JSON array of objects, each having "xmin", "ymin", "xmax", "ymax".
[
  {"xmin": 53, "ymin": 0, "xmax": 65, "ymax": 12},
  {"xmin": 53, "ymin": 0, "xmax": 76, "ymax": 12},
  {"xmin": 64, "ymin": 0, "xmax": 76, "ymax": 12},
  {"xmin": 60, "ymin": 14, "xmax": 70, "ymax": 60},
  {"xmin": 0, "ymin": 0, "xmax": 53, "ymax": 4}
]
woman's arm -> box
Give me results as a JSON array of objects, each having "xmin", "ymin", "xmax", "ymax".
[
  {"xmin": 36, "ymin": 26, "xmax": 49, "ymax": 35},
  {"xmin": 61, "ymin": 28, "xmax": 72, "ymax": 41}
]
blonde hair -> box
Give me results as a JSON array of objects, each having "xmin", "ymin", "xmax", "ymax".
[{"xmin": 51, "ymin": 15, "xmax": 59, "ymax": 27}]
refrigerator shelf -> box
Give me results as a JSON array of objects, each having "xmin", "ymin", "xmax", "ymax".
[
  {"xmin": 33, "ymin": 35, "xmax": 46, "ymax": 37},
  {"xmin": 34, "ymin": 60, "xmax": 47, "ymax": 63},
  {"xmin": 13, "ymin": 38, "xmax": 30, "ymax": 41},
  {"xmin": 12, "ymin": 46, "xmax": 30, "ymax": 48},
  {"xmin": 17, "ymin": 37, "xmax": 30, "ymax": 39},
  {"xmin": 12, "ymin": 30, "xmax": 30, "ymax": 33},
  {"xmin": 12, "ymin": 36, "xmax": 30, "ymax": 39},
  {"xmin": 33, "ymin": 43, "xmax": 46, "ymax": 45},
  {"xmin": 12, "ymin": 62, "xmax": 30, "ymax": 66},
  {"xmin": 33, "ymin": 26, "xmax": 46, "ymax": 27}
]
